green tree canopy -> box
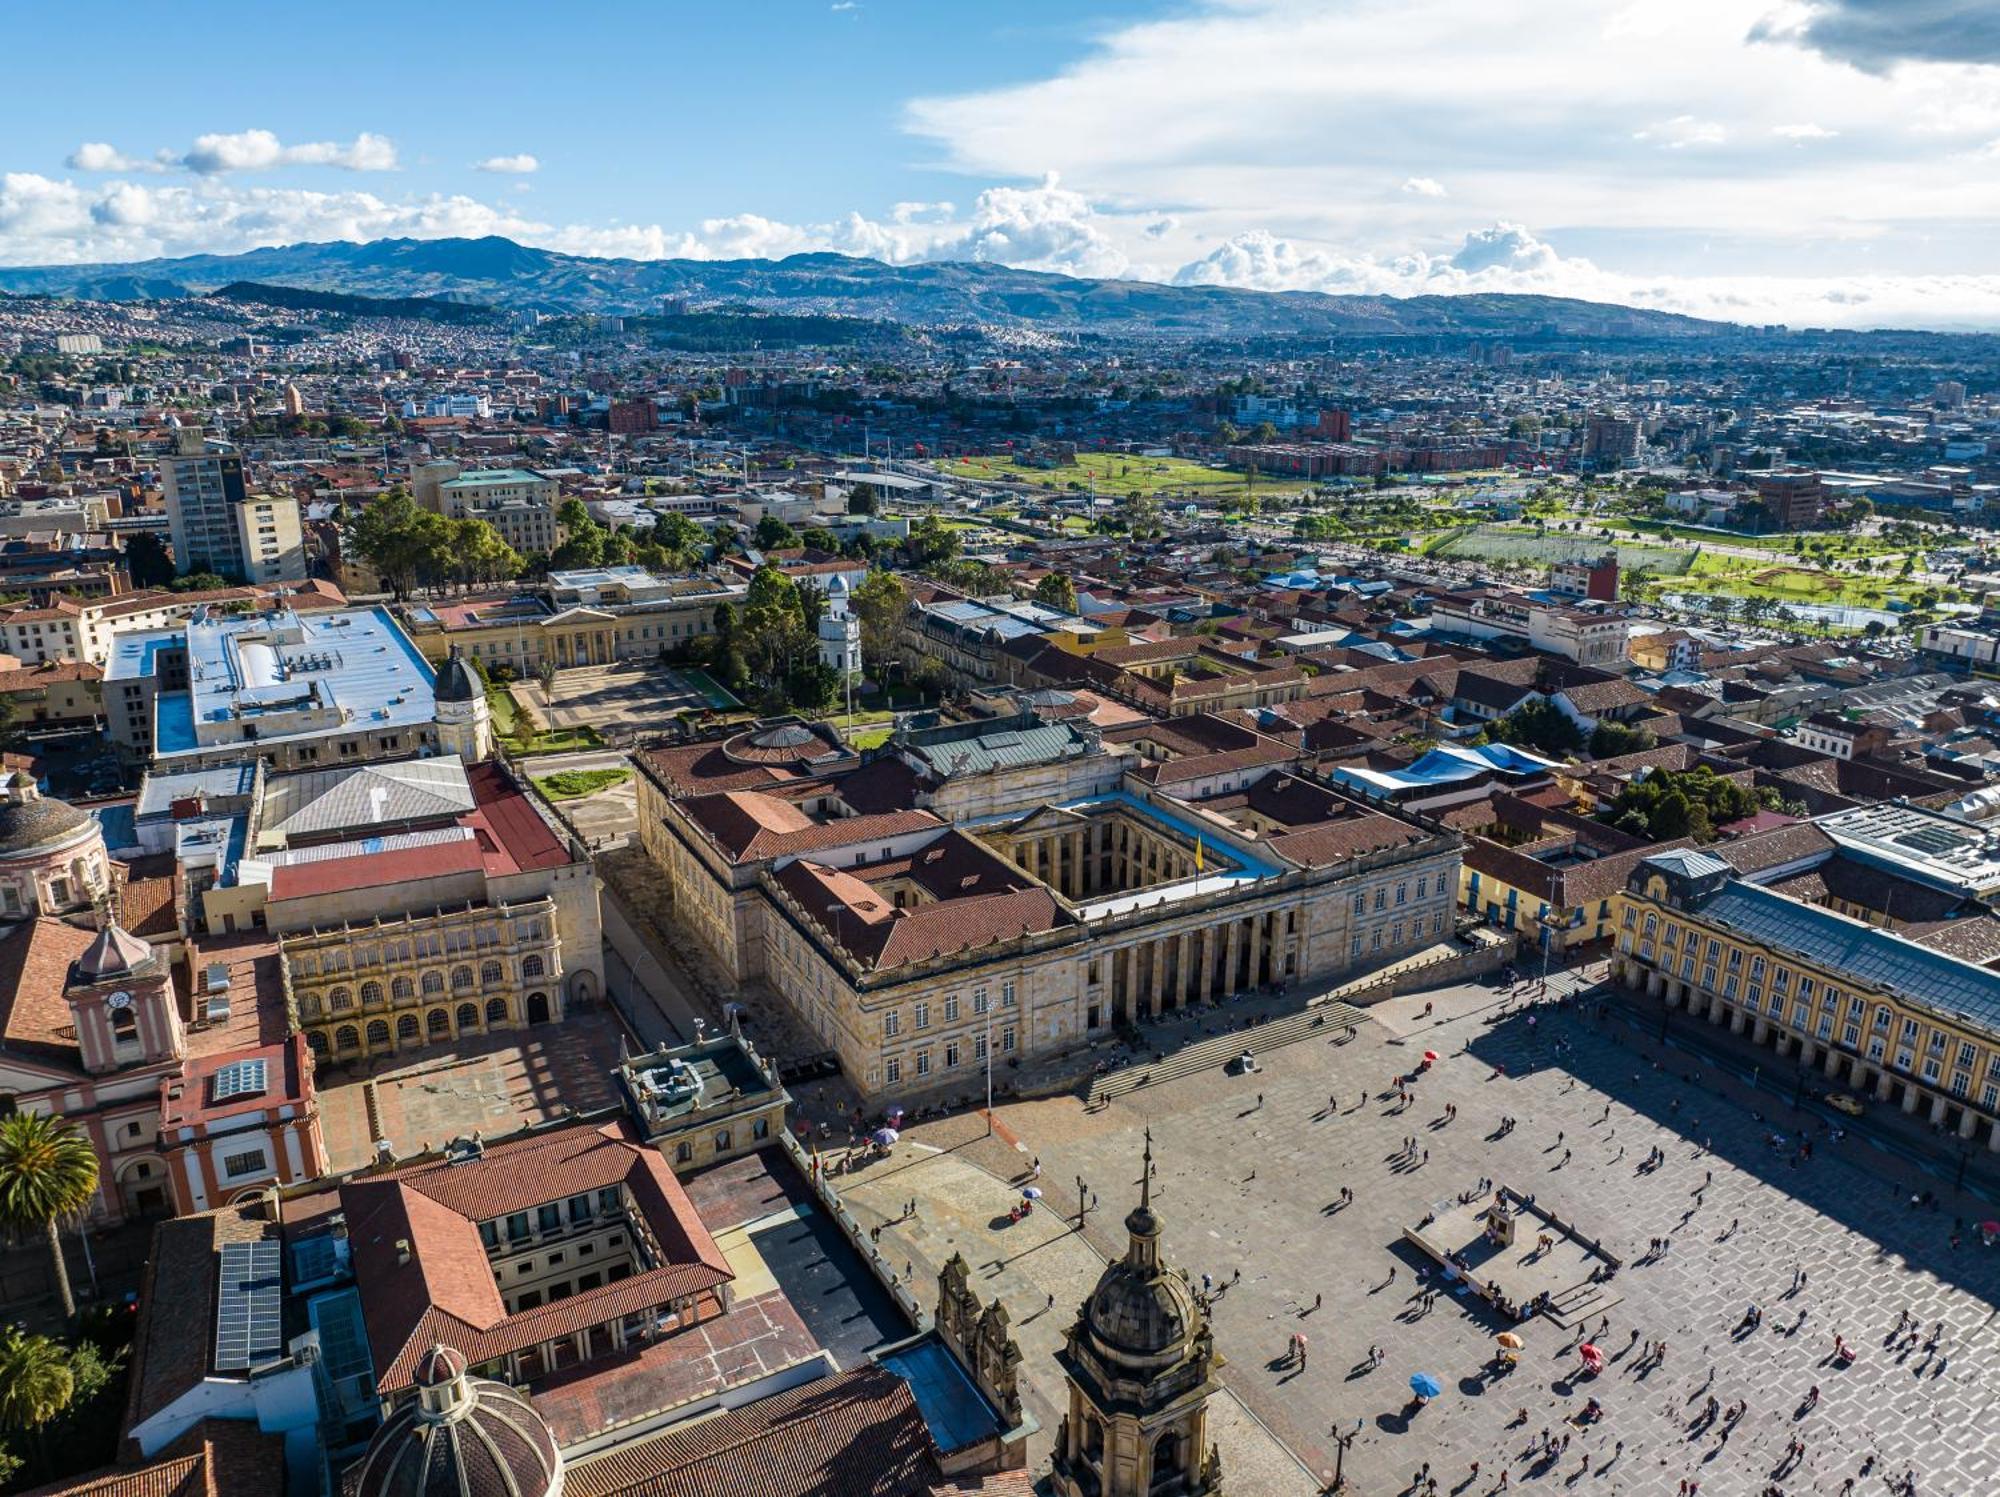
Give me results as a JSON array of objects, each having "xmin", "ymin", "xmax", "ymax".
[
  {"xmin": 739, "ymin": 563, "xmax": 809, "ymax": 684},
  {"xmin": 1485, "ymin": 699, "xmax": 1584, "ymax": 759},
  {"xmin": 754, "ymin": 516, "xmax": 799, "ymax": 550},
  {"xmin": 850, "ymin": 569, "xmax": 909, "ymax": 677},
  {"xmin": 905, "ymin": 515, "xmax": 961, "ymax": 568},
  {"xmin": 1604, "ymin": 765, "xmax": 1755, "ymax": 843},
  {"xmin": 1033, "ymin": 572, "xmax": 1078, "ymax": 612},
  {"xmin": 0, "ymin": 1114, "xmax": 98, "ymax": 1322}
]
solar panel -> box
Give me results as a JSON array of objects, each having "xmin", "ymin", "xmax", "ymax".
[
  {"xmin": 214, "ymin": 1239, "xmax": 284, "ymax": 1371},
  {"xmin": 211, "ymin": 1060, "xmax": 268, "ymax": 1101}
]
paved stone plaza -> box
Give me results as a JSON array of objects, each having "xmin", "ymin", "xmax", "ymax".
[{"xmin": 857, "ymin": 979, "xmax": 2000, "ymax": 1495}]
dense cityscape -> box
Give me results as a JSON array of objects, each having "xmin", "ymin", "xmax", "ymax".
[{"xmin": 8, "ymin": 12, "xmax": 2000, "ymax": 1494}]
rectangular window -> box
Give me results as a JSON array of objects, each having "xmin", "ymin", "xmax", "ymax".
[
  {"xmin": 972, "ymin": 991, "xmax": 989, "ymax": 1016},
  {"xmin": 1395, "ymin": 882, "xmax": 1408, "ymax": 906},
  {"xmin": 507, "ymin": 1212, "xmax": 530, "ymax": 1242},
  {"xmin": 914, "ymin": 1002, "xmax": 929, "ymax": 1030},
  {"xmin": 945, "ymin": 1041, "xmax": 961, "ymax": 1069},
  {"xmin": 1352, "ymin": 893, "xmax": 1366, "ymax": 915},
  {"xmin": 886, "ymin": 1057, "xmax": 902, "ymax": 1086},
  {"xmin": 1350, "ymin": 934, "xmax": 1362, "ymax": 958},
  {"xmin": 538, "ymin": 1204, "xmax": 561, "ymax": 1233},
  {"xmin": 1373, "ymin": 888, "xmax": 1386, "ymax": 912},
  {"xmin": 884, "ymin": 1010, "xmax": 900, "ymax": 1039},
  {"xmin": 1002, "ymin": 980, "xmax": 1016, "ymax": 1008},
  {"xmin": 1002, "ymin": 1026, "xmax": 1016, "ymax": 1053},
  {"xmin": 222, "ymin": 1148, "xmax": 267, "ymax": 1178},
  {"xmin": 944, "ymin": 995, "xmax": 960, "ymax": 1022},
  {"xmin": 597, "ymin": 1187, "xmax": 621, "ymax": 1215},
  {"xmin": 567, "ymin": 1194, "xmax": 592, "ymax": 1224},
  {"xmin": 975, "ymin": 1033, "xmax": 988, "ymax": 1060},
  {"xmin": 915, "ymin": 1050, "xmax": 931, "ymax": 1077}
]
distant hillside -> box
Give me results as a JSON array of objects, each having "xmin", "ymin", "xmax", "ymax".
[
  {"xmin": 0, "ymin": 234, "xmax": 1742, "ymax": 339},
  {"xmin": 210, "ymin": 280, "xmax": 500, "ymax": 325}
]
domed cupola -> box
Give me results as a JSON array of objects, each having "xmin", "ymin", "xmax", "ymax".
[{"xmin": 349, "ymin": 1342, "xmax": 564, "ymax": 1497}]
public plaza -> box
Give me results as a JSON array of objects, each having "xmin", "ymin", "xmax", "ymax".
[{"xmin": 824, "ymin": 974, "xmax": 2000, "ymax": 1496}]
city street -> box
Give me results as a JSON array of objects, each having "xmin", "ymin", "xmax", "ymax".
[{"xmin": 864, "ymin": 977, "xmax": 2000, "ymax": 1495}]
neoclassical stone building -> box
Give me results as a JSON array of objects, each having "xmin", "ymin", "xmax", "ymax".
[{"xmin": 639, "ymin": 703, "xmax": 1461, "ymax": 1099}]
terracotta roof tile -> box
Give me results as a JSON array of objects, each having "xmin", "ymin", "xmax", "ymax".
[{"xmin": 565, "ymin": 1364, "xmax": 942, "ymax": 1497}]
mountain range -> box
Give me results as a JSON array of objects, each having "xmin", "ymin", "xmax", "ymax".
[{"xmin": 0, "ymin": 234, "xmax": 1741, "ymax": 340}]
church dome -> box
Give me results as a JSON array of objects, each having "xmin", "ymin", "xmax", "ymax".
[
  {"xmin": 1083, "ymin": 1234, "xmax": 1200, "ymax": 1362},
  {"xmin": 0, "ymin": 776, "xmax": 92, "ymax": 858},
  {"xmin": 433, "ymin": 645, "xmax": 483, "ymax": 705},
  {"xmin": 349, "ymin": 1343, "xmax": 562, "ymax": 1497}
]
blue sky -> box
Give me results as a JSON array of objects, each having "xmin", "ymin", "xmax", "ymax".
[{"xmin": 7, "ymin": 0, "xmax": 2000, "ymax": 327}]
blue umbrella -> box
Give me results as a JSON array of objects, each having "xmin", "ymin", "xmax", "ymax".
[{"xmin": 1409, "ymin": 1373, "xmax": 1443, "ymax": 1399}]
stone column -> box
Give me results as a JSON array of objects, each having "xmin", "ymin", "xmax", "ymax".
[
  {"xmin": 1796, "ymin": 1039, "xmax": 1813, "ymax": 1067},
  {"xmin": 1874, "ymin": 1069, "xmax": 1895, "ymax": 1102},
  {"xmin": 1223, "ymin": 921, "xmax": 1243, "ymax": 997},
  {"xmin": 1708, "ymin": 993, "xmax": 1726, "ymax": 1025},
  {"xmin": 1824, "ymin": 1048, "xmax": 1844, "ymax": 1078},
  {"xmin": 1070, "ymin": 831, "xmax": 1085, "ymax": 897},
  {"xmin": 1198, "ymin": 927, "xmax": 1216, "ymax": 1004},
  {"xmin": 1751, "ymin": 1018, "xmax": 1768, "ymax": 1044},
  {"xmin": 1902, "ymin": 1085, "xmax": 1922, "ymax": 1115},
  {"xmin": 1930, "ymin": 1094, "xmax": 1950, "ymax": 1126},
  {"xmin": 1959, "ymin": 1108, "xmax": 1979, "ymax": 1141}
]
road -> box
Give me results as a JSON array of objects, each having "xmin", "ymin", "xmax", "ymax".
[{"xmin": 599, "ymin": 888, "xmax": 703, "ymax": 1049}]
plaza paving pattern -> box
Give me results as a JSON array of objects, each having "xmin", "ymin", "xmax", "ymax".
[{"xmin": 861, "ymin": 981, "xmax": 2000, "ymax": 1495}]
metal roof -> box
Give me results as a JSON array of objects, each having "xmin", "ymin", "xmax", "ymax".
[{"xmin": 1695, "ymin": 880, "xmax": 2000, "ymax": 1031}]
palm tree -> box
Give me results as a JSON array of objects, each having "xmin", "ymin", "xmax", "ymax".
[
  {"xmin": 0, "ymin": 1114, "xmax": 100, "ymax": 1321},
  {"xmin": 0, "ymin": 1328, "xmax": 75, "ymax": 1433}
]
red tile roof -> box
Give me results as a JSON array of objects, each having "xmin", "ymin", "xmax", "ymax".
[
  {"xmin": 0, "ymin": 918, "xmax": 99, "ymax": 1078},
  {"xmin": 565, "ymin": 1364, "xmax": 943, "ymax": 1497},
  {"xmin": 340, "ymin": 1120, "xmax": 731, "ymax": 1393}
]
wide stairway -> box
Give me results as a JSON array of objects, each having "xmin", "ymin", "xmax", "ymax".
[{"xmin": 1086, "ymin": 1000, "xmax": 1371, "ymax": 1106}]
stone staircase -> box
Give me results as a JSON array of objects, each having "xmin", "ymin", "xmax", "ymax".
[
  {"xmin": 1086, "ymin": 1000, "xmax": 1371, "ymax": 1106},
  {"xmin": 1536, "ymin": 1277, "xmax": 1623, "ymax": 1331}
]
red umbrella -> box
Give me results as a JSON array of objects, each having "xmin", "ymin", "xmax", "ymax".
[
  {"xmin": 1422, "ymin": 1050, "xmax": 1440, "ymax": 1063},
  {"xmin": 1578, "ymin": 1344, "xmax": 1605, "ymax": 1372}
]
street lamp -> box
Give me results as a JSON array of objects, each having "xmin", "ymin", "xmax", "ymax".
[
  {"xmin": 1076, "ymin": 1174, "xmax": 1090, "ymax": 1228},
  {"xmin": 1326, "ymin": 1419, "xmax": 1362, "ymax": 1492}
]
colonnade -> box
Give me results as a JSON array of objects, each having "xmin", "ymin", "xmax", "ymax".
[{"xmin": 1623, "ymin": 957, "xmax": 2000, "ymax": 1152}]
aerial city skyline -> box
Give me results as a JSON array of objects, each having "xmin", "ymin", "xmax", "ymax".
[
  {"xmin": 4, "ymin": 7, "xmax": 2000, "ymax": 1497},
  {"xmin": 7, "ymin": 0, "xmax": 2000, "ymax": 327}
]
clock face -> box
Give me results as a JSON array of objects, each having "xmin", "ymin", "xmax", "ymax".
[{"xmin": 106, "ymin": 991, "xmax": 132, "ymax": 1010}]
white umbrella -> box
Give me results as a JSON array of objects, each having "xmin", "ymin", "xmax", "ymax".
[
  {"xmin": 871, "ymin": 1127, "xmax": 899, "ymax": 1146},
  {"xmin": 1021, "ymin": 1187, "xmax": 1043, "ymax": 1199}
]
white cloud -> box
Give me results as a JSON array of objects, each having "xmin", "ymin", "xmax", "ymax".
[
  {"xmin": 1634, "ymin": 115, "xmax": 1728, "ymax": 149},
  {"xmin": 179, "ymin": 130, "xmax": 399, "ymax": 174},
  {"xmin": 1401, "ymin": 177, "xmax": 1448, "ymax": 197},
  {"xmin": 474, "ymin": 154, "xmax": 540, "ymax": 174},
  {"xmin": 66, "ymin": 143, "xmax": 168, "ymax": 174},
  {"xmin": 904, "ymin": 0, "xmax": 2000, "ymax": 287}
]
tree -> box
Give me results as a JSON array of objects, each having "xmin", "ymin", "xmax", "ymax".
[
  {"xmin": 905, "ymin": 515, "xmax": 961, "ymax": 568},
  {"xmin": 1485, "ymin": 700, "xmax": 1584, "ymax": 758},
  {"xmin": 738, "ymin": 563, "xmax": 809, "ymax": 684},
  {"xmin": 799, "ymin": 526, "xmax": 842, "ymax": 554},
  {"xmin": 651, "ymin": 512, "xmax": 706, "ymax": 564},
  {"xmin": 124, "ymin": 532, "xmax": 175, "ymax": 589},
  {"xmin": 0, "ymin": 1329, "xmax": 73, "ymax": 1438},
  {"xmin": 167, "ymin": 571, "xmax": 232, "ymax": 593},
  {"xmin": 1589, "ymin": 720, "xmax": 1657, "ymax": 758},
  {"xmin": 705, "ymin": 602, "xmax": 748, "ymax": 690},
  {"xmin": 0, "ymin": 1114, "xmax": 99, "ymax": 1322},
  {"xmin": 1602, "ymin": 765, "xmax": 1755, "ymax": 843},
  {"xmin": 850, "ymin": 569, "xmax": 909, "ymax": 679},
  {"xmin": 847, "ymin": 483, "xmax": 879, "ymax": 515},
  {"xmin": 1034, "ymin": 572, "xmax": 1078, "ymax": 612},
  {"xmin": 754, "ymin": 516, "xmax": 799, "ymax": 550},
  {"xmin": 1249, "ymin": 420, "xmax": 1279, "ymax": 445}
]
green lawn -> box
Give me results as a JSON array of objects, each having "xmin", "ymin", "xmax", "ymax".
[
  {"xmin": 940, "ymin": 451, "xmax": 1303, "ymax": 501},
  {"xmin": 1679, "ymin": 551, "xmax": 1915, "ymax": 608},
  {"xmin": 534, "ymin": 767, "xmax": 631, "ymax": 800},
  {"xmin": 509, "ymin": 724, "xmax": 605, "ymax": 756},
  {"xmin": 485, "ymin": 682, "xmax": 520, "ymax": 736},
  {"xmin": 845, "ymin": 725, "xmax": 894, "ymax": 750}
]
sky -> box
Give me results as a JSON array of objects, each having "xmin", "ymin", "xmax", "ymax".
[{"xmin": 6, "ymin": 0, "xmax": 2000, "ymax": 329}]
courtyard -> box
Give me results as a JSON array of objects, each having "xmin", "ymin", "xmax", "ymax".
[
  {"xmin": 535, "ymin": 661, "xmax": 722, "ymax": 735},
  {"xmin": 315, "ymin": 1006, "xmax": 633, "ymax": 1171},
  {"xmin": 847, "ymin": 977, "xmax": 2000, "ymax": 1495}
]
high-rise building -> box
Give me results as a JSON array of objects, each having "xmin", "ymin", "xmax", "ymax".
[{"xmin": 162, "ymin": 429, "xmax": 248, "ymax": 577}]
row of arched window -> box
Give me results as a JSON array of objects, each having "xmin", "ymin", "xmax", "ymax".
[
  {"xmin": 308, "ymin": 998, "xmax": 513, "ymax": 1055},
  {"xmin": 319, "ymin": 956, "xmax": 545, "ymax": 1012}
]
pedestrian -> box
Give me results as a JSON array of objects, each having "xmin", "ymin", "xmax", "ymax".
[
  {"xmin": 1256, "ymin": 1092, "xmax": 1264, "ymax": 1109},
  {"xmin": 1314, "ymin": 1291, "xmax": 1323, "ymax": 1311},
  {"xmin": 1047, "ymin": 1292, "xmax": 1055, "ymax": 1310}
]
